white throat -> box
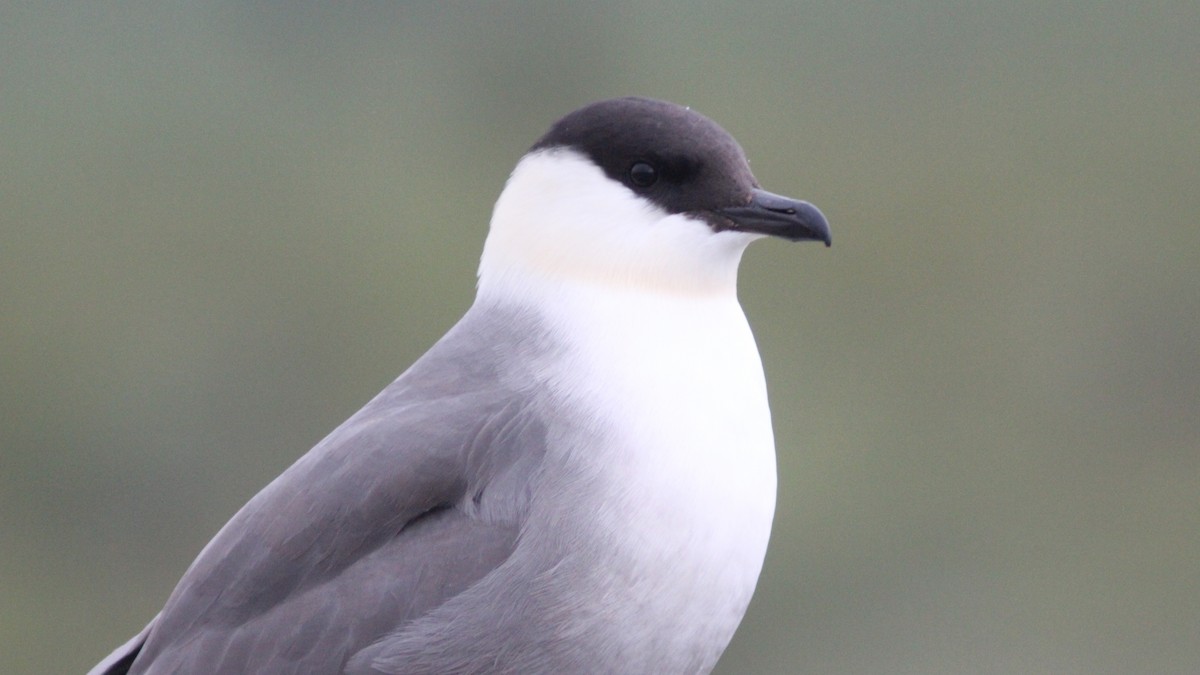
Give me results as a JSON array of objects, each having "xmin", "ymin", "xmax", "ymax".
[{"xmin": 477, "ymin": 150, "xmax": 759, "ymax": 301}]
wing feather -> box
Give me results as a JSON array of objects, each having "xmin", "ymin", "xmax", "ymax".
[{"xmin": 103, "ymin": 305, "xmax": 556, "ymax": 674}]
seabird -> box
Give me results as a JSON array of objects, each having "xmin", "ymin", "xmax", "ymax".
[{"xmin": 90, "ymin": 96, "xmax": 831, "ymax": 675}]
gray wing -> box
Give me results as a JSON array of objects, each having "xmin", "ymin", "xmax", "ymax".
[
  {"xmin": 87, "ymin": 616, "xmax": 156, "ymax": 675},
  {"xmin": 98, "ymin": 305, "xmax": 557, "ymax": 674}
]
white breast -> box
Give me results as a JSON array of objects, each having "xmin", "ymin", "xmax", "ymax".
[
  {"xmin": 539, "ymin": 282, "xmax": 779, "ymax": 646},
  {"xmin": 474, "ymin": 148, "xmax": 780, "ymax": 665}
]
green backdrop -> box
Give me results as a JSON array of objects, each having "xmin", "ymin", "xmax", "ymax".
[{"xmin": 3, "ymin": 3, "xmax": 1197, "ymax": 673}]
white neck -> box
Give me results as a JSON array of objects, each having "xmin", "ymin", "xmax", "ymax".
[{"xmin": 477, "ymin": 149, "xmax": 758, "ymax": 303}]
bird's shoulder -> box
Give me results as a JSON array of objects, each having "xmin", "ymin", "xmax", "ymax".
[
  {"xmin": 117, "ymin": 304, "xmax": 562, "ymax": 672},
  {"xmin": 192, "ymin": 303, "xmax": 555, "ymax": 588}
]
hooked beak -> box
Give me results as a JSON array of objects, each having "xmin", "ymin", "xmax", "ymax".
[{"xmin": 713, "ymin": 188, "xmax": 831, "ymax": 246}]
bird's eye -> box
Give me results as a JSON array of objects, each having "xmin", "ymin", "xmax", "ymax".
[{"xmin": 628, "ymin": 161, "xmax": 658, "ymax": 188}]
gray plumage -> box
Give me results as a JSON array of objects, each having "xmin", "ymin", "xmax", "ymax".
[
  {"xmin": 95, "ymin": 304, "xmax": 736, "ymax": 674},
  {"xmin": 90, "ymin": 96, "xmax": 831, "ymax": 675},
  {"xmin": 116, "ymin": 304, "xmax": 562, "ymax": 672}
]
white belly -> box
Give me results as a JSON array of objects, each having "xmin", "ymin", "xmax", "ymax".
[{"xmin": 543, "ymin": 284, "xmax": 779, "ymax": 661}]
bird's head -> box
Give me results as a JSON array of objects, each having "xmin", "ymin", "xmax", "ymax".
[{"xmin": 479, "ymin": 97, "xmax": 830, "ymax": 297}]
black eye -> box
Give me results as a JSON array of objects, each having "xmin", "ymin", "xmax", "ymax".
[{"xmin": 628, "ymin": 161, "xmax": 658, "ymax": 188}]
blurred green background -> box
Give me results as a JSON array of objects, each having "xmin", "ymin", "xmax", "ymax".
[{"xmin": 3, "ymin": 2, "xmax": 1197, "ymax": 673}]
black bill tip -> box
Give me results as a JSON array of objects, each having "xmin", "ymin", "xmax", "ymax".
[{"xmin": 713, "ymin": 188, "xmax": 831, "ymax": 247}]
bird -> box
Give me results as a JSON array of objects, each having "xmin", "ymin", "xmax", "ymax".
[{"xmin": 89, "ymin": 96, "xmax": 831, "ymax": 675}]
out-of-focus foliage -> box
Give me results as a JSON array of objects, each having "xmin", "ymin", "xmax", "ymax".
[{"xmin": 2, "ymin": 3, "xmax": 1196, "ymax": 673}]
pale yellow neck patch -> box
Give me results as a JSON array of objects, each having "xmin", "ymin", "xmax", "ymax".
[{"xmin": 477, "ymin": 150, "xmax": 758, "ymax": 301}]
